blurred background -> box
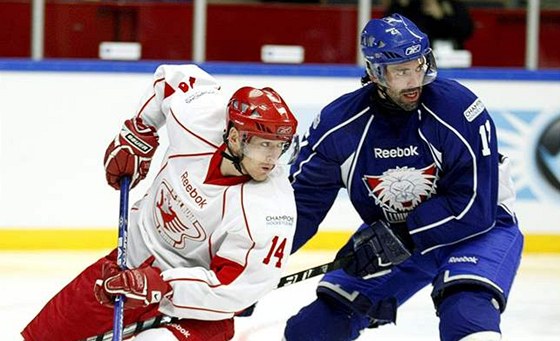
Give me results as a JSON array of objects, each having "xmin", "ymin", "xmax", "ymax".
[{"xmin": 0, "ymin": 0, "xmax": 559, "ymax": 67}]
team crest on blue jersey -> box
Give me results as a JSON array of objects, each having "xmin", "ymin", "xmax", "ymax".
[
  {"xmin": 154, "ymin": 180, "xmax": 207, "ymax": 248},
  {"xmin": 362, "ymin": 164, "xmax": 438, "ymax": 223}
]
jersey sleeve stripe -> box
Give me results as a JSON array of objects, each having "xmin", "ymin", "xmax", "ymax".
[
  {"xmin": 290, "ymin": 151, "xmax": 316, "ymax": 184},
  {"xmin": 136, "ymin": 93, "xmax": 157, "ymax": 122},
  {"xmin": 418, "ymin": 128, "xmax": 443, "ymax": 170},
  {"xmin": 347, "ymin": 115, "xmax": 374, "ymax": 198},
  {"xmin": 410, "ymin": 103, "xmax": 478, "ymax": 235},
  {"xmin": 169, "ymin": 108, "xmax": 220, "ymax": 149},
  {"xmin": 311, "ymin": 106, "xmax": 370, "ymax": 151}
]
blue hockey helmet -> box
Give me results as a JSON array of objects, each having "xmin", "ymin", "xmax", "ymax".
[{"xmin": 360, "ymin": 14, "xmax": 437, "ymax": 86}]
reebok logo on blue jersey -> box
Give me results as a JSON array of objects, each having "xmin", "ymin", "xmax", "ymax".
[
  {"xmin": 374, "ymin": 145, "xmax": 419, "ymax": 158},
  {"xmin": 448, "ymin": 256, "xmax": 478, "ymax": 264}
]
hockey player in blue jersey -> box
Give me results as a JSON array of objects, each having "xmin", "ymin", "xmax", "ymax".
[{"xmin": 284, "ymin": 14, "xmax": 523, "ymax": 341}]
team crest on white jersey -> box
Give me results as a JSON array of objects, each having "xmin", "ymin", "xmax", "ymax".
[
  {"xmin": 154, "ymin": 180, "xmax": 207, "ymax": 248},
  {"xmin": 362, "ymin": 164, "xmax": 438, "ymax": 223}
]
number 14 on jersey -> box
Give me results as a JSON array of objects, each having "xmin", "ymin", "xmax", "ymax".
[{"xmin": 263, "ymin": 236, "xmax": 287, "ymax": 268}]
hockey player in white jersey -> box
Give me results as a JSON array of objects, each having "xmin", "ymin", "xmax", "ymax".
[{"xmin": 22, "ymin": 65, "xmax": 299, "ymax": 341}]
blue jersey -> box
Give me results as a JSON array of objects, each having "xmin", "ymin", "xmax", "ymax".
[{"xmin": 290, "ymin": 78, "xmax": 515, "ymax": 254}]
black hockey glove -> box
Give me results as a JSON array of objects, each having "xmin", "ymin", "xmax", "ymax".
[{"xmin": 335, "ymin": 220, "xmax": 414, "ymax": 278}]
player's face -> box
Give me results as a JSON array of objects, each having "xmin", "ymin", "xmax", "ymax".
[
  {"xmin": 384, "ymin": 58, "xmax": 426, "ymax": 111},
  {"xmin": 241, "ymin": 136, "xmax": 287, "ymax": 182}
]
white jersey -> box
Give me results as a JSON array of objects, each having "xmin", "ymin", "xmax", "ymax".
[{"xmin": 125, "ymin": 65, "xmax": 297, "ymax": 321}]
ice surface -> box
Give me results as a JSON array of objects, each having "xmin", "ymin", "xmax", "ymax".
[{"xmin": 1, "ymin": 251, "xmax": 558, "ymax": 340}]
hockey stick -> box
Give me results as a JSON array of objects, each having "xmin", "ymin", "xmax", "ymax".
[
  {"xmin": 85, "ymin": 315, "xmax": 173, "ymax": 341},
  {"xmin": 88, "ymin": 255, "xmax": 350, "ymax": 340},
  {"xmin": 276, "ymin": 255, "xmax": 350, "ymax": 288},
  {"xmin": 112, "ymin": 176, "xmax": 131, "ymax": 341}
]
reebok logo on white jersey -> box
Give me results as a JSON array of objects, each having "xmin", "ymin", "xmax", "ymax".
[
  {"xmin": 181, "ymin": 171, "xmax": 208, "ymax": 208},
  {"xmin": 374, "ymin": 146, "xmax": 419, "ymax": 159}
]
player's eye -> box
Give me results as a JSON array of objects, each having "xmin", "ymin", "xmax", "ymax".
[{"xmin": 392, "ymin": 69, "xmax": 408, "ymax": 77}]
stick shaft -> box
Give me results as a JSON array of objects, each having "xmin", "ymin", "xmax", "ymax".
[
  {"xmin": 112, "ymin": 177, "xmax": 131, "ymax": 341},
  {"xmin": 276, "ymin": 256, "xmax": 349, "ymax": 289}
]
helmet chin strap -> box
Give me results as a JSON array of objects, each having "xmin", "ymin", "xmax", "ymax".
[
  {"xmin": 373, "ymin": 83, "xmax": 407, "ymax": 112},
  {"xmin": 221, "ymin": 126, "xmax": 248, "ymax": 176},
  {"xmin": 221, "ymin": 145, "xmax": 247, "ymax": 176}
]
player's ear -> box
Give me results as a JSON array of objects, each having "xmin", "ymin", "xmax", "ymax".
[{"xmin": 227, "ymin": 127, "xmax": 241, "ymax": 151}]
